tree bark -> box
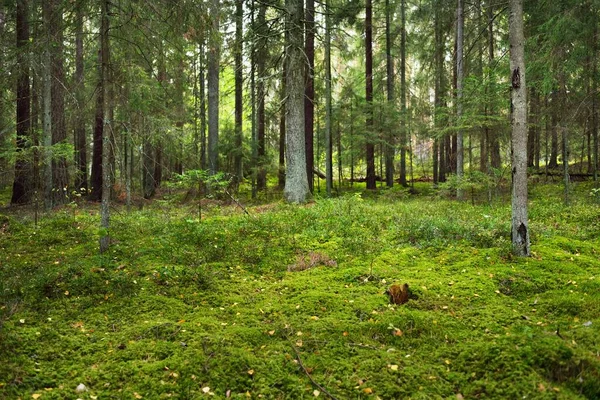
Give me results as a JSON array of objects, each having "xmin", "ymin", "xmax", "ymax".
[
  {"xmin": 257, "ymin": 2, "xmax": 267, "ymax": 191},
  {"xmin": 90, "ymin": 29, "xmax": 104, "ymax": 201},
  {"xmin": 384, "ymin": 0, "xmax": 395, "ymax": 187},
  {"xmin": 208, "ymin": 0, "xmax": 220, "ymax": 175},
  {"xmin": 234, "ymin": 0, "xmax": 243, "ymax": 186},
  {"xmin": 488, "ymin": 0, "xmax": 501, "ymax": 169},
  {"xmin": 304, "ymin": 0, "xmax": 315, "ymax": 192},
  {"xmin": 365, "ymin": 0, "xmax": 376, "ymax": 190},
  {"xmin": 509, "ymin": 0, "xmax": 529, "ymax": 257},
  {"xmin": 99, "ymin": 0, "xmax": 111, "ymax": 254},
  {"xmin": 325, "ymin": 0, "xmax": 333, "ymax": 196},
  {"xmin": 279, "ymin": 63, "xmax": 286, "ymax": 189},
  {"xmin": 456, "ymin": 0, "xmax": 464, "ymax": 199},
  {"xmin": 284, "ymin": 0, "xmax": 310, "ymax": 203},
  {"xmin": 74, "ymin": 3, "xmax": 87, "ymax": 193},
  {"xmin": 399, "ymin": 0, "xmax": 407, "ymax": 187},
  {"xmin": 47, "ymin": 0, "xmax": 68, "ymax": 206},
  {"xmin": 12, "ymin": 0, "xmax": 32, "ymax": 205}
]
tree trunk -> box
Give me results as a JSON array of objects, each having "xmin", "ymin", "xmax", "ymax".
[
  {"xmin": 99, "ymin": 0, "xmax": 111, "ymax": 254},
  {"xmin": 284, "ymin": 0, "xmax": 310, "ymax": 203},
  {"xmin": 509, "ymin": 0, "xmax": 529, "ymax": 257},
  {"xmin": 527, "ymin": 87, "xmax": 537, "ymax": 168},
  {"xmin": 365, "ymin": 0, "xmax": 376, "ymax": 190},
  {"xmin": 399, "ymin": 0, "xmax": 408, "ymax": 187},
  {"xmin": 325, "ymin": 0, "xmax": 333, "ymax": 196},
  {"xmin": 279, "ymin": 63, "xmax": 286, "ymax": 189},
  {"xmin": 456, "ymin": 0, "xmax": 464, "ymax": 199},
  {"xmin": 592, "ymin": 7, "xmax": 599, "ymax": 181},
  {"xmin": 234, "ymin": 0, "xmax": 243, "ymax": 186},
  {"xmin": 47, "ymin": 0, "xmax": 68, "ymax": 206},
  {"xmin": 304, "ymin": 0, "xmax": 315, "ymax": 192},
  {"xmin": 488, "ymin": 0, "xmax": 501, "ymax": 170},
  {"xmin": 257, "ymin": 2, "xmax": 267, "ymax": 191},
  {"xmin": 549, "ymin": 109, "xmax": 559, "ymax": 168},
  {"xmin": 434, "ymin": 0, "xmax": 443, "ymax": 185},
  {"xmin": 74, "ymin": 3, "xmax": 87, "ymax": 192},
  {"xmin": 90, "ymin": 31, "xmax": 104, "ymax": 201},
  {"xmin": 199, "ymin": 42, "xmax": 207, "ymax": 170},
  {"xmin": 384, "ymin": 0, "xmax": 395, "ymax": 187},
  {"xmin": 143, "ymin": 136, "xmax": 155, "ymax": 199},
  {"xmin": 208, "ymin": 0, "xmax": 220, "ymax": 175},
  {"xmin": 12, "ymin": 0, "xmax": 33, "ymax": 205}
]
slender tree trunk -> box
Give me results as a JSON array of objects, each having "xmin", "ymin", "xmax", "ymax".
[
  {"xmin": 509, "ymin": 0, "xmax": 529, "ymax": 257},
  {"xmin": 12, "ymin": 0, "xmax": 32, "ymax": 204},
  {"xmin": 284, "ymin": 0, "xmax": 310, "ymax": 203},
  {"xmin": 208, "ymin": 0, "xmax": 220, "ymax": 175},
  {"xmin": 399, "ymin": 0, "xmax": 408, "ymax": 187},
  {"xmin": 304, "ymin": 0, "xmax": 315, "ymax": 192},
  {"xmin": 234, "ymin": 0, "xmax": 243, "ymax": 186},
  {"xmin": 250, "ymin": 0, "xmax": 257, "ymax": 198},
  {"xmin": 143, "ymin": 135, "xmax": 155, "ymax": 199},
  {"xmin": 365, "ymin": 0, "xmax": 376, "ymax": 190},
  {"xmin": 199, "ymin": 42, "xmax": 207, "ymax": 170},
  {"xmin": 74, "ymin": 3, "xmax": 87, "ymax": 192},
  {"xmin": 385, "ymin": 0, "xmax": 395, "ymax": 187},
  {"xmin": 488, "ymin": 1, "xmax": 501, "ymax": 169},
  {"xmin": 549, "ymin": 109, "xmax": 559, "ymax": 168},
  {"xmin": 257, "ymin": 2, "xmax": 267, "ymax": 191},
  {"xmin": 99, "ymin": 0, "xmax": 111, "ymax": 254},
  {"xmin": 527, "ymin": 87, "xmax": 537, "ymax": 168},
  {"xmin": 279, "ymin": 64, "xmax": 286, "ymax": 189},
  {"xmin": 337, "ymin": 116, "xmax": 342, "ymax": 187},
  {"xmin": 90, "ymin": 31, "xmax": 104, "ymax": 201},
  {"xmin": 433, "ymin": 0, "xmax": 442, "ymax": 185},
  {"xmin": 592, "ymin": 8, "xmax": 599, "ymax": 181},
  {"xmin": 325, "ymin": 0, "xmax": 333, "ymax": 196},
  {"xmin": 42, "ymin": 3, "xmax": 53, "ymax": 209},
  {"xmin": 49, "ymin": 0, "xmax": 68, "ymax": 206},
  {"xmin": 559, "ymin": 72, "xmax": 569, "ymax": 204},
  {"xmin": 456, "ymin": 0, "xmax": 464, "ymax": 199}
]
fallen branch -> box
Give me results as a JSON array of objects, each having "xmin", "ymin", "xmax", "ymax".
[
  {"xmin": 223, "ymin": 188, "xmax": 250, "ymax": 216},
  {"xmin": 291, "ymin": 344, "xmax": 338, "ymax": 400}
]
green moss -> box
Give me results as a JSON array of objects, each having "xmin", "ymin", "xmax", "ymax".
[{"xmin": 0, "ymin": 183, "xmax": 599, "ymax": 398}]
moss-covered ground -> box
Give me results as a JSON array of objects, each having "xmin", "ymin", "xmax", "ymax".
[{"xmin": 1, "ymin": 183, "xmax": 599, "ymax": 399}]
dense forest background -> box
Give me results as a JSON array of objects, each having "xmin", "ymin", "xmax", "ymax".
[{"xmin": 0, "ymin": 0, "xmax": 598, "ymax": 206}]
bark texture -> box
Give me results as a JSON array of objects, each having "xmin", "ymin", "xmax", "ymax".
[
  {"xmin": 509, "ymin": 0, "xmax": 530, "ymax": 256},
  {"xmin": 207, "ymin": 0, "xmax": 220, "ymax": 175},
  {"xmin": 365, "ymin": 0, "xmax": 376, "ymax": 190},
  {"xmin": 12, "ymin": 0, "xmax": 32, "ymax": 204},
  {"xmin": 284, "ymin": 0, "xmax": 310, "ymax": 203}
]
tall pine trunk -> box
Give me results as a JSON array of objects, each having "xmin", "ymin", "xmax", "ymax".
[
  {"xmin": 284, "ymin": 0, "xmax": 310, "ymax": 203},
  {"xmin": 325, "ymin": 0, "xmax": 333, "ymax": 195},
  {"xmin": 234, "ymin": 0, "xmax": 243, "ymax": 186},
  {"xmin": 304, "ymin": 0, "xmax": 315, "ymax": 192},
  {"xmin": 207, "ymin": 0, "xmax": 220, "ymax": 175},
  {"xmin": 399, "ymin": 0, "xmax": 408, "ymax": 187},
  {"xmin": 47, "ymin": 0, "xmax": 68, "ymax": 206},
  {"xmin": 456, "ymin": 0, "xmax": 464, "ymax": 199},
  {"xmin": 12, "ymin": 0, "xmax": 32, "ymax": 204},
  {"xmin": 74, "ymin": 3, "xmax": 87, "ymax": 192},
  {"xmin": 365, "ymin": 0, "xmax": 376, "ymax": 190},
  {"xmin": 384, "ymin": 0, "xmax": 395, "ymax": 187},
  {"xmin": 257, "ymin": 2, "xmax": 267, "ymax": 191},
  {"xmin": 99, "ymin": 0, "xmax": 111, "ymax": 254}
]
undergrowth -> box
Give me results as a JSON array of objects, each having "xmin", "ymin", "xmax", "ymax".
[{"xmin": 0, "ymin": 182, "xmax": 599, "ymax": 399}]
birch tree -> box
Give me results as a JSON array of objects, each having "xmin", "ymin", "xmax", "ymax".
[{"xmin": 509, "ymin": 0, "xmax": 530, "ymax": 256}]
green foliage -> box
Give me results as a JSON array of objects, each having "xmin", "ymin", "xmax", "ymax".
[{"xmin": 0, "ymin": 183, "xmax": 599, "ymax": 398}]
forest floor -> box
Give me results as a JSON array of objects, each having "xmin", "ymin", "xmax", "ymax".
[{"xmin": 0, "ymin": 182, "xmax": 599, "ymax": 399}]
